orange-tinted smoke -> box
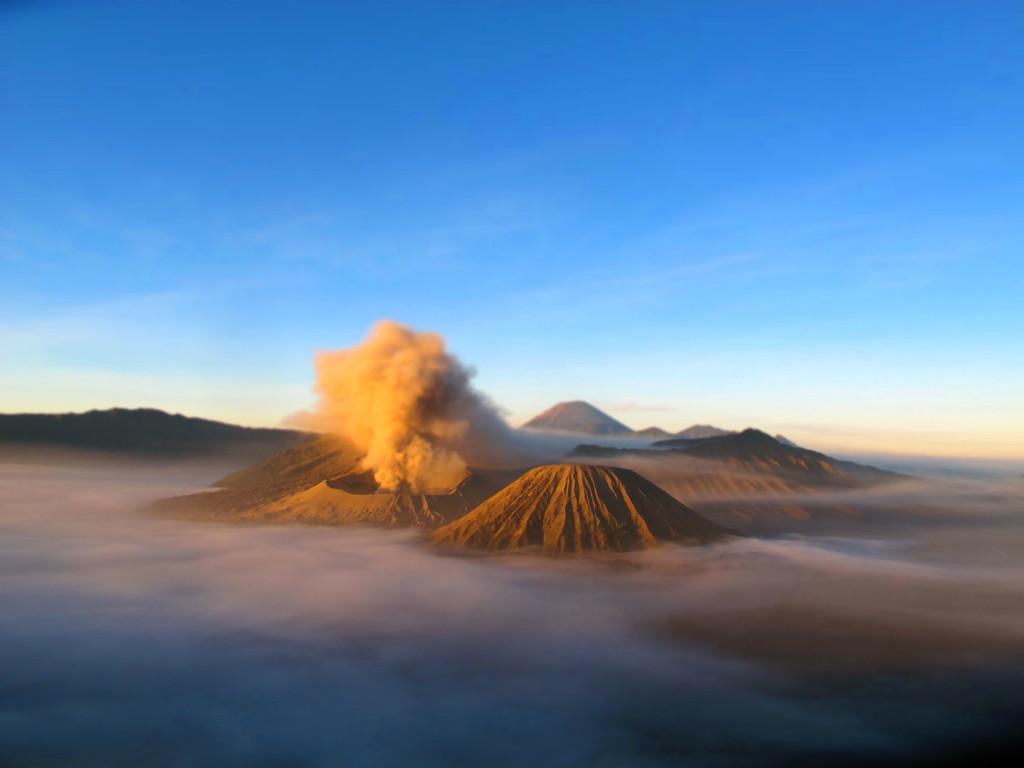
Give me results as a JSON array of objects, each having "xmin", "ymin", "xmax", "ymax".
[{"xmin": 298, "ymin": 320, "xmax": 509, "ymax": 492}]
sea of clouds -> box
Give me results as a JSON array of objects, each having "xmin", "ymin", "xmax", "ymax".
[{"xmin": 2, "ymin": 462, "xmax": 1023, "ymax": 767}]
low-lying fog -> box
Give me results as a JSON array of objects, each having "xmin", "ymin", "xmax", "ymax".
[{"xmin": 2, "ymin": 462, "xmax": 1023, "ymax": 767}]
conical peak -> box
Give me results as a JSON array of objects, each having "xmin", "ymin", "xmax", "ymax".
[
  {"xmin": 431, "ymin": 462, "xmax": 739, "ymax": 554},
  {"xmin": 522, "ymin": 401, "xmax": 633, "ymax": 435}
]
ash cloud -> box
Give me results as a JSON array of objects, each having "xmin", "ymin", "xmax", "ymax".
[
  {"xmin": 293, "ymin": 320, "xmax": 518, "ymax": 491},
  {"xmin": 287, "ymin": 320, "xmax": 673, "ymax": 490},
  {"xmin": 3, "ymin": 464, "xmax": 1024, "ymax": 765}
]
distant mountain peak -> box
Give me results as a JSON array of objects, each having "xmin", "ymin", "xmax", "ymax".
[{"xmin": 522, "ymin": 401, "xmax": 633, "ymax": 436}]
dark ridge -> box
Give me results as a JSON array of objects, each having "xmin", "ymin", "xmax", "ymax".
[
  {"xmin": 652, "ymin": 427, "xmax": 779, "ymax": 452},
  {"xmin": 0, "ymin": 408, "xmax": 310, "ymax": 457},
  {"xmin": 675, "ymin": 424, "xmax": 734, "ymax": 439}
]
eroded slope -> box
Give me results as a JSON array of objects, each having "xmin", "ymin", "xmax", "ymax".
[{"xmin": 432, "ymin": 464, "xmax": 738, "ymax": 554}]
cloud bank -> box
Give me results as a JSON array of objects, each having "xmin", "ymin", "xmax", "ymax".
[{"xmin": 1, "ymin": 463, "xmax": 1024, "ymax": 766}]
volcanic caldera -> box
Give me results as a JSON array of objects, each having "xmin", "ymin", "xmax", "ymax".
[{"xmin": 153, "ymin": 435, "xmax": 500, "ymax": 527}]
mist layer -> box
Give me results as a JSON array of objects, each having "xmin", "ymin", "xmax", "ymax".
[{"xmin": 2, "ymin": 463, "xmax": 1024, "ymax": 766}]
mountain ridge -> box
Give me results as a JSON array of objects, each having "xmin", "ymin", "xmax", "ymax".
[
  {"xmin": 0, "ymin": 408, "xmax": 309, "ymax": 459},
  {"xmin": 522, "ymin": 401, "xmax": 739, "ymax": 440},
  {"xmin": 568, "ymin": 429, "xmax": 909, "ymax": 525},
  {"xmin": 588, "ymin": 428, "xmax": 905, "ymax": 487},
  {"xmin": 675, "ymin": 424, "xmax": 734, "ymax": 439}
]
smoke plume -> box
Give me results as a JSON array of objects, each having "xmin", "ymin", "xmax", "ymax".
[{"xmin": 297, "ymin": 320, "xmax": 509, "ymax": 492}]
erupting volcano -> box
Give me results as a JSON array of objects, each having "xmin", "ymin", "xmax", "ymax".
[
  {"xmin": 155, "ymin": 321, "xmax": 740, "ymax": 551},
  {"xmin": 293, "ymin": 319, "xmax": 518, "ymax": 493},
  {"xmin": 152, "ymin": 432, "xmax": 506, "ymax": 528},
  {"xmin": 155, "ymin": 321, "xmax": 523, "ymax": 529}
]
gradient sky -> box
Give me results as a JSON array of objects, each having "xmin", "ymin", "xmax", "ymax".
[{"xmin": 2, "ymin": 0, "xmax": 1022, "ymax": 459}]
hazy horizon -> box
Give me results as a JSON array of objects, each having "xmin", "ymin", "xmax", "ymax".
[{"xmin": 4, "ymin": 396, "xmax": 1024, "ymax": 471}]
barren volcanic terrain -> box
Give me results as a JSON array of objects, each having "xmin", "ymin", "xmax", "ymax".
[
  {"xmin": 153, "ymin": 435, "xmax": 502, "ymax": 527},
  {"xmin": 572, "ymin": 429, "xmax": 907, "ymax": 528},
  {"xmin": 432, "ymin": 464, "xmax": 737, "ymax": 553}
]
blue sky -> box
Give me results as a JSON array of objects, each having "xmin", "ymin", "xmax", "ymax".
[{"xmin": 2, "ymin": 0, "xmax": 1022, "ymax": 458}]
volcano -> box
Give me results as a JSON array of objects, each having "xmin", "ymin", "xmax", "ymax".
[
  {"xmin": 522, "ymin": 401, "xmax": 633, "ymax": 436},
  {"xmin": 431, "ymin": 464, "xmax": 738, "ymax": 554},
  {"xmin": 152, "ymin": 435, "xmax": 500, "ymax": 527},
  {"xmin": 241, "ymin": 469, "xmax": 497, "ymax": 527}
]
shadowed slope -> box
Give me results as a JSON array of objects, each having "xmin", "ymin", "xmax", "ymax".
[
  {"xmin": 431, "ymin": 464, "xmax": 738, "ymax": 554},
  {"xmin": 580, "ymin": 429, "xmax": 905, "ymax": 490},
  {"xmin": 653, "ymin": 429, "xmax": 855, "ymax": 484},
  {"xmin": 213, "ymin": 434, "xmax": 362, "ymax": 492},
  {"xmin": 672, "ymin": 429, "xmax": 905, "ymax": 485},
  {"xmin": 152, "ymin": 435, "xmax": 364, "ymax": 519}
]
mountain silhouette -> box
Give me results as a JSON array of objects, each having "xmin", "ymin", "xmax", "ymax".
[
  {"xmin": 0, "ymin": 408, "xmax": 307, "ymax": 459},
  {"xmin": 675, "ymin": 424, "xmax": 734, "ymax": 439}
]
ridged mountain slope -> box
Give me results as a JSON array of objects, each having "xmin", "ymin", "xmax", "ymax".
[{"xmin": 431, "ymin": 464, "xmax": 738, "ymax": 554}]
